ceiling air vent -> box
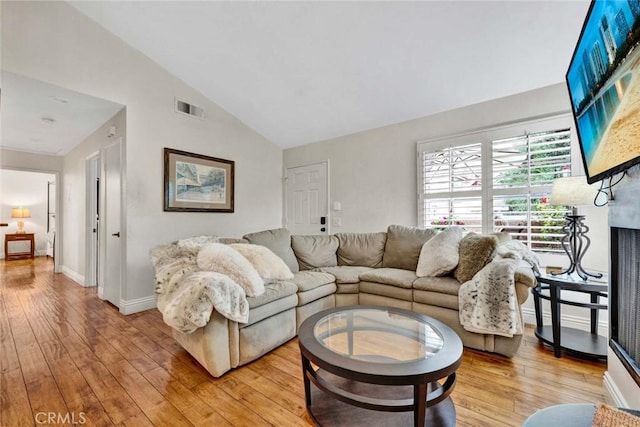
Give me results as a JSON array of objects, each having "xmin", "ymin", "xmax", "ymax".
[{"xmin": 175, "ymin": 99, "xmax": 204, "ymax": 119}]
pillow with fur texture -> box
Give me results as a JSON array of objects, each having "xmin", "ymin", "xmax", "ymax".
[
  {"xmin": 242, "ymin": 228, "xmax": 299, "ymax": 273},
  {"xmin": 454, "ymin": 233, "xmax": 499, "ymax": 283},
  {"xmin": 416, "ymin": 227, "xmax": 463, "ymax": 277},
  {"xmin": 230, "ymin": 243, "xmax": 294, "ymax": 282},
  {"xmin": 176, "ymin": 235, "xmax": 219, "ymax": 250},
  {"xmin": 197, "ymin": 243, "xmax": 265, "ymax": 297}
]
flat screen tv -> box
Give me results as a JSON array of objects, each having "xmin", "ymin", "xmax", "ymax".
[{"xmin": 566, "ymin": 0, "xmax": 640, "ymax": 184}]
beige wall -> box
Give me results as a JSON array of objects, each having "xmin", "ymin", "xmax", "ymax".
[
  {"xmin": 0, "ymin": 149, "xmax": 63, "ymax": 172},
  {"xmin": 284, "ymin": 84, "xmax": 573, "ymax": 232},
  {"xmin": 284, "ymin": 83, "xmax": 608, "ymax": 271},
  {"xmin": 2, "ymin": 1, "xmax": 283, "ymax": 304}
]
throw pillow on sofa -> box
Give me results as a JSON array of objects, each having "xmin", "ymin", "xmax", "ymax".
[
  {"xmin": 416, "ymin": 226, "xmax": 463, "ymax": 277},
  {"xmin": 454, "ymin": 233, "xmax": 499, "ymax": 283},
  {"xmin": 382, "ymin": 225, "xmax": 438, "ymax": 271},
  {"xmin": 197, "ymin": 243, "xmax": 265, "ymax": 297},
  {"xmin": 230, "ymin": 243, "xmax": 294, "ymax": 282},
  {"xmin": 335, "ymin": 232, "xmax": 387, "ymax": 268},
  {"xmin": 291, "ymin": 235, "xmax": 339, "ymax": 270},
  {"xmin": 242, "ymin": 228, "xmax": 299, "ymax": 273}
]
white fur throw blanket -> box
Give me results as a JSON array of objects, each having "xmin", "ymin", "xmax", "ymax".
[
  {"xmin": 459, "ymin": 240, "xmax": 539, "ymax": 337},
  {"xmin": 150, "ymin": 243, "xmax": 249, "ymax": 333}
]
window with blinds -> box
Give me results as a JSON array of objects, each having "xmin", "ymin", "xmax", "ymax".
[
  {"xmin": 422, "ymin": 143, "xmax": 483, "ymax": 233},
  {"xmin": 418, "ymin": 116, "xmax": 573, "ymax": 255}
]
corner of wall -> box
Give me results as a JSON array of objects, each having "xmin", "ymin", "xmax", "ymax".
[{"xmin": 119, "ymin": 295, "xmax": 157, "ymax": 315}]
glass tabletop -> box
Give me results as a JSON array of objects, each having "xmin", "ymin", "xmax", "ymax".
[{"xmin": 312, "ymin": 307, "xmax": 444, "ymax": 364}]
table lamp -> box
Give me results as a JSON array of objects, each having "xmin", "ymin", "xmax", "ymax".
[
  {"xmin": 550, "ymin": 176, "xmax": 602, "ymax": 280},
  {"xmin": 11, "ymin": 207, "xmax": 31, "ymax": 234}
]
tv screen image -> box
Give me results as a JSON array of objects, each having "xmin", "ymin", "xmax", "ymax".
[{"xmin": 566, "ymin": 0, "xmax": 640, "ymax": 184}]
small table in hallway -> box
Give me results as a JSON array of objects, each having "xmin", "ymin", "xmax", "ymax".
[{"xmin": 4, "ymin": 233, "xmax": 35, "ymax": 261}]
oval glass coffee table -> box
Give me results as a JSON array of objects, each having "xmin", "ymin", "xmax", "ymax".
[{"xmin": 298, "ymin": 306, "xmax": 463, "ymax": 427}]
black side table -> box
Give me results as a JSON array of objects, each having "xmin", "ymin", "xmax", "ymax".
[{"xmin": 531, "ymin": 273, "xmax": 608, "ymax": 359}]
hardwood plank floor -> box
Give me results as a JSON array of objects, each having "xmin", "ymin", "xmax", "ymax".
[{"xmin": 0, "ymin": 258, "xmax": 606, "ymax": 426}]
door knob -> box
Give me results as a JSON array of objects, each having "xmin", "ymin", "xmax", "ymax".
[{"xmin": 111, "ymin": 232, "xmax": 120, "ymax": 237}]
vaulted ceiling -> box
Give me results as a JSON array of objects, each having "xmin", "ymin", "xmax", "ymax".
[
  {"xmin": 69, "ymin": 1, "xmax": 589, "ymax": 148},
  {"xmin": 3, "ymin": 1, "xmax": 591, "ymax": 155}
]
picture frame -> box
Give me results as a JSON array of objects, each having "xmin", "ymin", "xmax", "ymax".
[{"xmin": 164, "ymin": 147, "xmax": 234, "ymax": 212}]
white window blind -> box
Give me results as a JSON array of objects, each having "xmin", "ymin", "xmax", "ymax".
[
  {"xmin": 418, "ymin": 115, "xmax": 574, "ymax": 255},
  {"xmin": 421, "ymin": 143, "xmax": 483, "ymax": 233}
]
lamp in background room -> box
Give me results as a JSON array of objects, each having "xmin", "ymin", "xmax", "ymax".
[
  {"xmin": 11, "ymin": 207, "xmax": 30, "ymax": 234},
  {"xmin": 550, "ymin": 176, "xmax": 602, "ymax": 281}
]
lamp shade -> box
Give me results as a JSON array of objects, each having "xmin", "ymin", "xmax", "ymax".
[
  {"xmin": 550, "ymin": 176, "xmax": 595, "ymax": 206},
  {"xmin": 11, "ymin": 207, "xmax": 31, "ymax": 219}
]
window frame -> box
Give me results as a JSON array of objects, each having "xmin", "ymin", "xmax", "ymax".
[{"xmin": 417, "ymin": 113, "xmax": 582, "ymax": 267}]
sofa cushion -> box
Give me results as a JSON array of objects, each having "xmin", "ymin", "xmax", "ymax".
[
  {"xmin": 453, "ymin": 233, "xmax": 499, "ymax": 283},
  {"xmin": 316, "ymin": 266, "xmax": 376, "ymax": 284},
  {"xmin": 359, "ymin": 282, "xmax": 413, "ymax": 302},
  {"xmin": 413, "ymin": 290, "xmax": 459, "ymax": 310},
  {"xmin": 291, "ymin": 235, "xmax": 339, "ymax": 270},
  {"xmin": 297, "ymin": 283, "xmax": 338, "ymax": 306},
  {"xmin": 289, "ymin": 271, "xmax": 335, "ymax": 292},
  {"xmin": 413, "ymin": 276, "xmax": 461, "ymax": 296},
  {"xmin": 244, "ymin": 281, "xmax": 298, "ymax": 329},
  {"xmin": 247, "ymin": 281, "xmax": 298, "ymax": 309},
  {"xmin": 218, "ymin": 237, "xmax": 249, "ymax": 244},
  {"xmin": 335, "ymin": 232, "xmax": 387, "ymax": 268},
  {"xmin": 382, "ymin": 225, "xmax": 437, "ymax": 271},
  {"xmin": 197, "ymin": 243, "xmax": 265, "ymax": 297},
  {"xmin": 243, "ymin": 228, "xmax": 299, "ymax": 273},
  {"xmin": 359, "ymin": 268, "xmax": 417, "ymax": 289},
  {"xmin": 416, "ymin": 226, "xmax": 463, "ymax": 277},
  {"xmin": 230, "ymin": 243, "xmax": 294, "ymax": 282}
]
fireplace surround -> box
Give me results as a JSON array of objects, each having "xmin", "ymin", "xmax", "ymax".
[
  {"xmin": 610, "ymin": 226, "xmax": 640, "ymax": 387},
  {"xmin": 607, "ymin": 171, "xmax": 640, "ymax": 407}
]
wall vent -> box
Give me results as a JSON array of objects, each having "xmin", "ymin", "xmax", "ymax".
[{"xmin": 175, "ymin": 99, "xmax": 204, "ymax": 119}]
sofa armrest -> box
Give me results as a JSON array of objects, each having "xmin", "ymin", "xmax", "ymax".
[{"xmin": 514, "ymin": 262, "xmax": 537, "ymax": 288}]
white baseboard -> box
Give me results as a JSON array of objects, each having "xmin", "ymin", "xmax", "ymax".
[
  {"xmin": 604, "ymin": 371, "xmax": 629, "ymax": 408},
  {"xmin": 61, "ymin": 266, "xmax": 86, "ymax": 287},
  {"xmin": 522, "ymin": 307, "xmax": 609, "ymax": 337},
  {"xmin": 119, "ymin": 295, "xmax": 156, "ymax": 315}
]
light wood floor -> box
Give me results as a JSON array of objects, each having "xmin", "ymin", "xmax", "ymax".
[{"xmin": 1, "ymin": 257, "xmax": 606, "ymax": 426}]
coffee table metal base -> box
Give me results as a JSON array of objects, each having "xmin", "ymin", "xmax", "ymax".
[{"xmin": 303, "ymin": 362, "xmax": 456, "ymax": 427}]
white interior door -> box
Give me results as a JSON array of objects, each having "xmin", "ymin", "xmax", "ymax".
[
  {"xmin": 86, "ymin": 154, "xmax": 100, "ymax": 288},
  {"xmin": 285, "ymin": 162, "xmax": 328, "ymax": 235},
  {"xmin": 101, "ymin": 139, "xmax": 122, "ymax": 307}
]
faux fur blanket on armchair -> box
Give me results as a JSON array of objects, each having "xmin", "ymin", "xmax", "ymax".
[
  {"xmin": 459, "ymin": 240, "xmax": 540, "ymax": 337},
  {"xmin": 150, "ymin": 242, "xmax": 249, "ymax": 334}
]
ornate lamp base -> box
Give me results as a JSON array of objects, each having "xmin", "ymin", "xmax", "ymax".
[{"xmin": 552, "ymin": 215, "xmax": 603, "ymax": 281}]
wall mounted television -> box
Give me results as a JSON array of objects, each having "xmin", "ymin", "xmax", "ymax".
[{"xmin": 566, "ymin": 0, "xmax": 640, "ymax": 184}]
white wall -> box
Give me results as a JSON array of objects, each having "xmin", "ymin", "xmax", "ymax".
[
  {"xmin": 0, "ymin": 148, "xmax": 63, "ymax": 172},
  {"xmin": 284, "ymin": 82, "xmax": 610, "ymax": 330},
  {"xmin": 0, "ymin": 169, "xmax": 56, "ymax": 257},
  {"xmin": 2, "ymin": 1, "xmax": 283, "ymax": 305}
]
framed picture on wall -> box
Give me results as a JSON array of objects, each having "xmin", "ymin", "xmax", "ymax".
[{"xmin": 164, "ymin": 147, "xmax": 234, "ymax": 212}]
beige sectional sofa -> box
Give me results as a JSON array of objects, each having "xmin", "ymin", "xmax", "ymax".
[{"xmin": 167, "ymin": 225, "xmax": 537, "ymax": 377}]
